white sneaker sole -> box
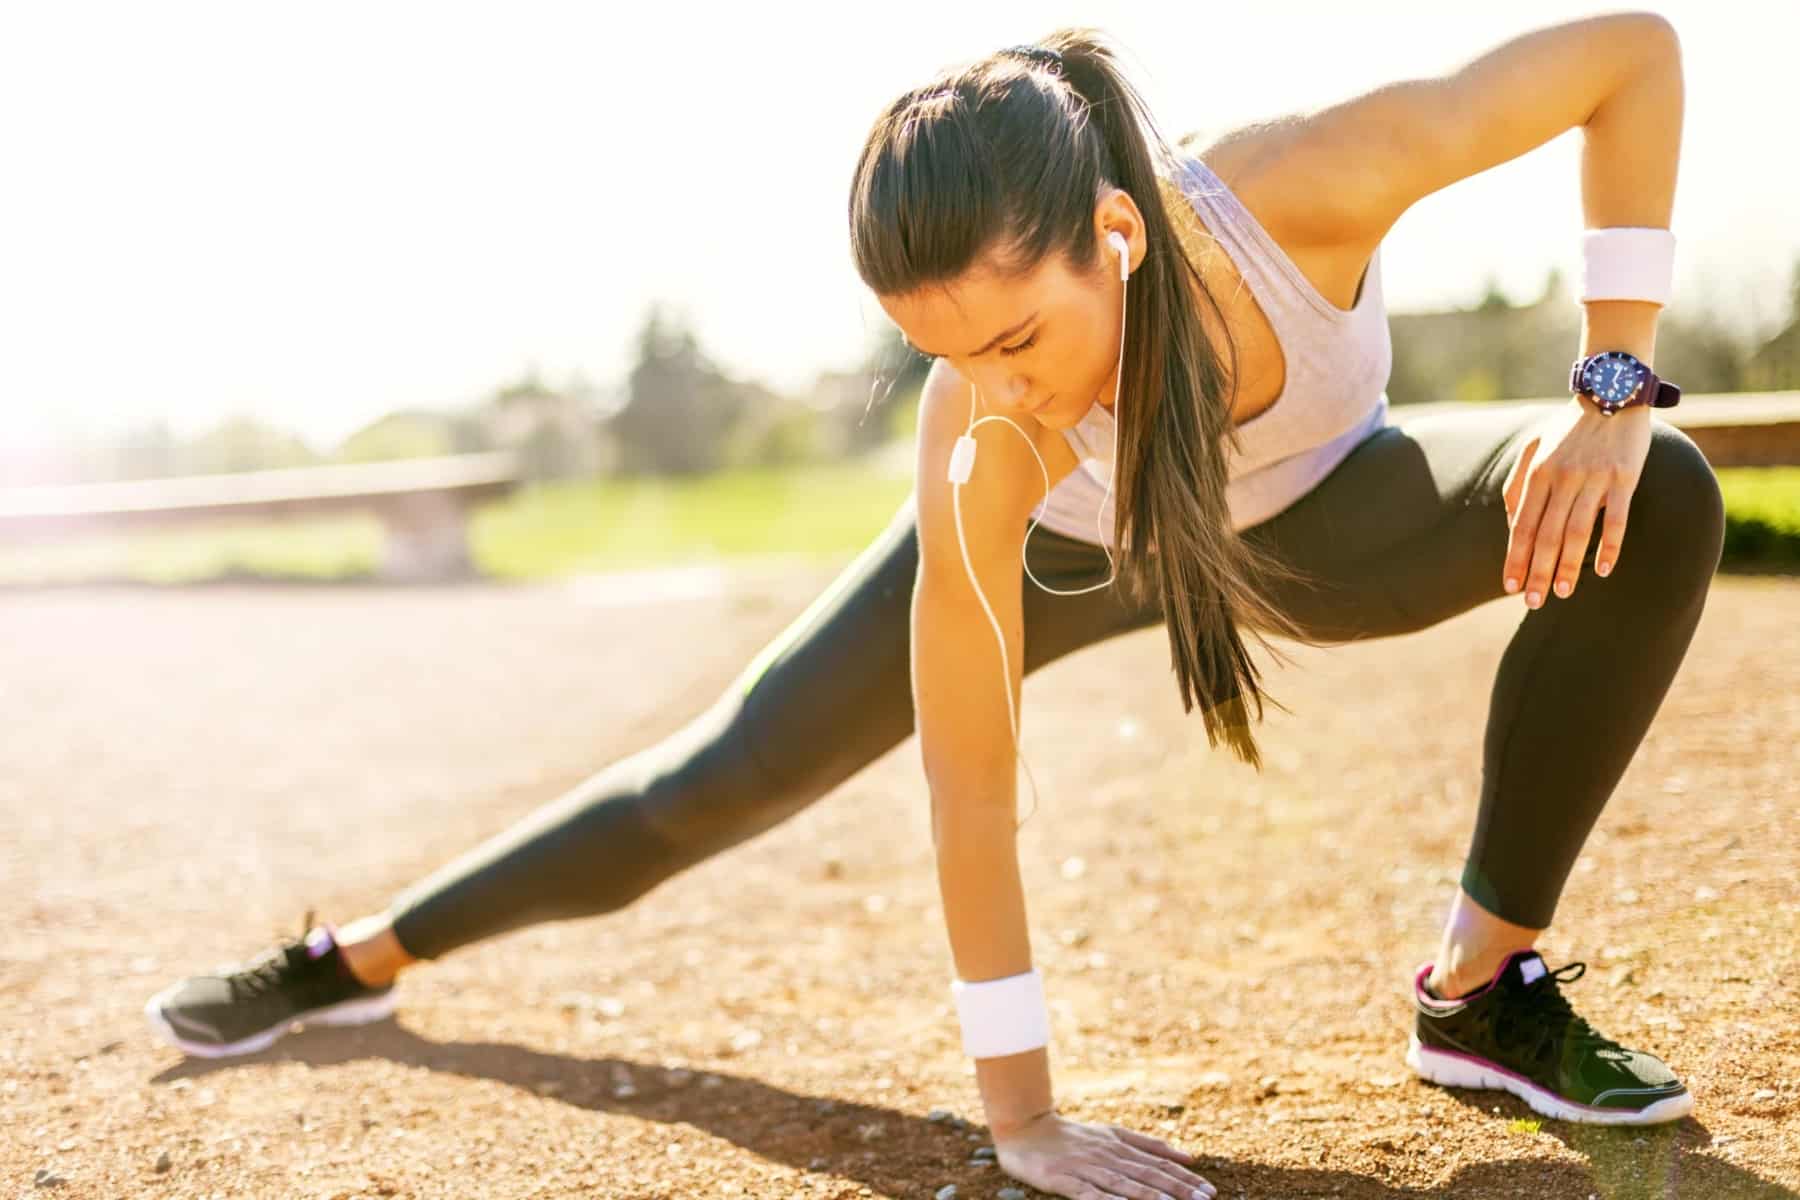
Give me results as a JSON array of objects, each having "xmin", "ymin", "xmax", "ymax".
[
  {"xmin": 1406, "ymin": 1032, "xmax": 1693, "ymax": 1125},
  {"xmin": 143, "ymin": 981, "xmax": 399, "ymax": 1058}
]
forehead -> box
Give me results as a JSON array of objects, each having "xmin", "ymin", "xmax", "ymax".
[{"xmin": 880, "ymin": 250, "xmax": 1078, "ymax": 356}]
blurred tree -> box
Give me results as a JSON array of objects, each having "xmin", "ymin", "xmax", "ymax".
[
  {"xmin": 825, "ymin": 322, "xmax": 931, "ymax": 455},
  {"xmin": 610, "ymin": 305, "xmax": 749, "ymax": 475},
  {"xmin": 186, "ymin": 413, "xmax": 323, "ymax": 475},
  {"xmin": 1389, "ymin": 268, "xmax": 1759, "ymax": 406},
  {"xmin": 725, "ymin": 383, "xmax": 823, "ymax": 468},
  {"xmin": 1654, "ymin": 307, "xmax": 1755, "ymax": 394},
  {"xmin": 1476, "ymin": 274, "xmax": 1513, "ymax": 312},
  {"xmin": 109, "ymin": 418, "xmax": 180, "ymax": 480},
  {"xmin": 339, "ymin": 412, "xmax": 455, "ymax": 463},
  {"xmin": 483, "ymin": 365, "xmax": 603, "ymax": 481}
]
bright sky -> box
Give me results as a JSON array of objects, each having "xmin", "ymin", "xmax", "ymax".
[{"xmin": 3, "ymin": 1, "xmax": 1795, "ymax": 455}]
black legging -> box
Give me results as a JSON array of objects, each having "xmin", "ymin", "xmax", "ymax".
[{"xmin": 385, "ymin": 400, "xmax": 1725, "ymax": 954}]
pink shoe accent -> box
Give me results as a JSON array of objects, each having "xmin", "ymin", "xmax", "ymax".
[
  {"xmin": 1414, "ymin": 947, "xmax": 1541, "ymax": 1008},
  {"xmin": 304, "ymin": 922, "xmax": 337, "ymax": 960}
]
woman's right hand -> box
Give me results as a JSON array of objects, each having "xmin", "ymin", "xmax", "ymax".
[{"xmin": 992, "ymin": 1110, "xmax": 1218, "ymax": 1200}]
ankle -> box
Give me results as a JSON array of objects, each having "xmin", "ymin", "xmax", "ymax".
[
  {"xmin": 333, "ymin": 913, "xmax": 415, "ymax": 988},
  {"xmin": 1426, "ymin": 966, "xmax": 1483, "ymax": 1000},
  {"xmin": 1428, "ymin": 947, "xmax": 1532, "ymax": 1000}
]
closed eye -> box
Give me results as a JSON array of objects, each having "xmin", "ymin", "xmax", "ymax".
[{"xmin": 1000, "ymin": 332, "xmax": 1039, "ymax": 357}]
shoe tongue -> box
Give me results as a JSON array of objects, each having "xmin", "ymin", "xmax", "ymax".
[{"xmin": 1506, "ymin": 950, "xmax": 1548, "ymax": 988}]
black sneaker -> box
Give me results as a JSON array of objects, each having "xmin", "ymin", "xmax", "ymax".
[
  {"xmin": 143, "ymin": 911, "xmax": 398, "ymax": 1058},
  {"xmin": 1405, "ymin": 947, "xmax": 1692, "ymax": 1125}
]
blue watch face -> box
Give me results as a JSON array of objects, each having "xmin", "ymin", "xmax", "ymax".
[{"xmin": 1581, "ymin": 352, "xmax": 1647, "ymax": 409}]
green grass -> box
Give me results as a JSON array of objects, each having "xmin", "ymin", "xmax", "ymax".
[
  {"xmin": 1716, "ymin": 466, "xmax": 1800, "ymax": 566},
  {"xmin": 471, "ymin": 460, "xmax": 914, "ymax": 580},
  {"xmin": 0, "ymin": 458, "xmax": 915, "ymax": 586},
  {"xmin": 2, "ymin": 458, "xmax": 1795, "ymax": 587}
]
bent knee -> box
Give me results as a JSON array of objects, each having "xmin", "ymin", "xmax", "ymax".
[{"xmin": 1622, "ymin": 421, "xmax": 1726, "ymax": 581}]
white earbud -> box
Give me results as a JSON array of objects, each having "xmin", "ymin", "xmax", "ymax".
[{"xmin": 1106, "ymin": 230, "xmax": 1130, "ymax": 281}]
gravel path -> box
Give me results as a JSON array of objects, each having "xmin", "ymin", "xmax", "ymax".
[{"xmin": 3, "ymin": 569, "xmax": 1795, "ymax": 1199}]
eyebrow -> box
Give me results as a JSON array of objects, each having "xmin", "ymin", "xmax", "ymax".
[{"xmin": 902, "ymin": 311, "xmax": 1039, "ymax": 360}]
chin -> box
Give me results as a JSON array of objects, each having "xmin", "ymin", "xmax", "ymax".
[{"xmin": 1047, "ymin": 396, "xmax": 1096, "ymax": 426}]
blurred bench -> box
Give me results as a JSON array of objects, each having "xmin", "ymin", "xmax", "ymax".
[
  {"xmin": 0, "ymin": 451, "xmax": 522, "ymax": 583},
  {"xmin": 1393, "ymin": 390, "xmax": 1800, "ymax": 469}
]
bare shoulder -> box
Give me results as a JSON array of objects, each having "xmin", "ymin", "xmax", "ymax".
[
  {"xmin": 1175, "ymin": 118, "xmax": 1355, "ymax": 250},
  {"xmin": 913, "ymin": 360, "xmax": 1078, "ymax": 568},
  {"xmin": 1173, "ymin": 118, "xmax": 1386, "ymax": 307},
  {"xmin": 1175, "ymin": 121, "xmax": 1297, "ymax": 192}
]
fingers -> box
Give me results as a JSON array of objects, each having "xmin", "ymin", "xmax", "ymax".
[
  {"xmin": 1107, "ymin": 1142, "xmax": 1214, "ymax": 1197},
  {"xmin": 1104, "ymin": 1146, "xmax": 1216, "ymax": 1200},
  {"xmin": 1551, "ymin": 477, "xmax": 1610, "ymax": 600},
  {"xmin": 1501, "ymin": 432, "xmax": 1536, "ymax": 523},
  {"xmin": 1501, "ymin": 438, "xmax": 1543, "ymax": 596},
  {"xmin": 1519, "ymin": 463, "xmax": 1575, "ymax": 608},
  {"xmin": 1109, "ymin": 1125, "xmax": 1199, "ymax": 1165},
  {"xmin": 1595, "ymin": 478, "xmax": 1632, "ymax": 578},
  {"xmin": 1064, "ymin": 1159, "xmax": 1214, "ymax": 1200}
]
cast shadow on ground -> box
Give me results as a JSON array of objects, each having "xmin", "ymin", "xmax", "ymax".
[
  {"xmin": 1428, "ymin": 1084, "xmax": 1796, "ymax": 1199},
  {"xmin": 149, "ymin": 1018, "xmax": 1798, "ymax": 1199}
]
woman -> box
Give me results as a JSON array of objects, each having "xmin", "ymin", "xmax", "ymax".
[{"xmin": 148, "ymin": 19, "xmax": 1716, "ymax": 1198}]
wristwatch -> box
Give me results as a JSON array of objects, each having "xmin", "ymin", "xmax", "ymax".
[{"xmin": 1568, "ymin": 350, "xmax": 1681, "ymax": 417}]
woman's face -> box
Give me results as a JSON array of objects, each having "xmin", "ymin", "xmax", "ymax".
[{"xmin": 877, "ymin": 191, "xmax": 1143, "ymax": 431}]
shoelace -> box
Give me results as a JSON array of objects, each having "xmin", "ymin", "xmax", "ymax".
[
  {"xmin": 1492, "ymin": 961, "xmax": 1627, "ymax": 1067},
  {"xmin": 227, "ymin": 908, "xmax": 321, "ymax": 1005}
]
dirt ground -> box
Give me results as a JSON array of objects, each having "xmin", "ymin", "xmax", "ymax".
[{"xmin": 2, "ymin": 566, "xmax": 1795, "ymax": 1199}]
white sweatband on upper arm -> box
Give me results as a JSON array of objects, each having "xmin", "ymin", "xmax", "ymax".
[
  {"xmin": 1580, "ymin": 226, "xmax": 1676, "ymax": 306},
  {"xmin": 951, "ymin": 968, "xmax": 1050, "ymax": 1059}
]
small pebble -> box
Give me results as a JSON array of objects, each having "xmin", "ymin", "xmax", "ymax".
[
  {"xmin": 1752, "ymin": 1089, "xmax": 1778, "ymax": 1101},
  {"xmin": 33, "ymin": 1169, "xmax": 66, "ymax": 1189},
  {"xmin": 998, "ymin": 1190, "xmax": 1029, "ymax": 1200},
  {"xmin": 154, "ymin": 1151, "xmax": 172, "ymax": 1173},
  {"xmin": 970, "ymin": 1145, "xmax": 998, "ymax": 1163},
  {"xmin": 926, "ymin": 1108, "xmax": 954, "ymax": 1124},
  {"xmin": 935, "ymin": 1187, "xmax": 959, "ymax": 1200},
  {"xmin": 807, "ymin": 1157, "xmax": 829, "ymax": 1171}
]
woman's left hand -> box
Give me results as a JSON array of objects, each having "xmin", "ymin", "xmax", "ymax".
[{"xmin": 1500, "ymin": 397, "xmax": 1653, "ymax": 608}]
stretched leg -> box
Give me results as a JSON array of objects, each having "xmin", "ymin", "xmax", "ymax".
[
  {"xmin": 1237, "ymin": 400, "xmax": 1723, "ymax": 941},
  {"xmin": 1235, "ymin": 399, "xmax": 1722, "ymax": 1123},
  {"xmin": 378, "ymin": 492, "xmax": 1160, "ymax": 963}
]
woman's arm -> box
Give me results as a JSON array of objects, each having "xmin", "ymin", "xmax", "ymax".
[
  {"xmin": 908, "ymin": 365, "xmax": 1220, "ymax": 1198},
  {"xmin": 911, "ymin": 362, "xmax": 1059, "ymax": 1135}
]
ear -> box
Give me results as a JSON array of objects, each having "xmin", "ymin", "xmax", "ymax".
[{"xmin": 1093, "ymin": 187, "xmax": 1145, "ymax": 277}]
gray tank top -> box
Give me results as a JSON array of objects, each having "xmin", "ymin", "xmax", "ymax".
[{"xmin": 1028, "ymin": 153, "xmax": 1393, "ymax": 545}]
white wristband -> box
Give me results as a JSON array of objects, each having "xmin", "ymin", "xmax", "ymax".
[
  {"xmin": 951, "ymin": 968, "xmax": 1050, "ymax": 1059},
  {"xmin": 1580, "ymin": 226, "xmax": 1675, "ymax": 306}
]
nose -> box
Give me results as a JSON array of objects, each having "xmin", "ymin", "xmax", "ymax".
[{"xmin": 966, "ymin": 366, "xmax": 1033, "ymax": 410}]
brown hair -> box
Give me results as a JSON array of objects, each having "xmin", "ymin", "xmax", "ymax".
[{"xmin": 848, "ymin": 28, "xmax": 1333, "ymax": 769}]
